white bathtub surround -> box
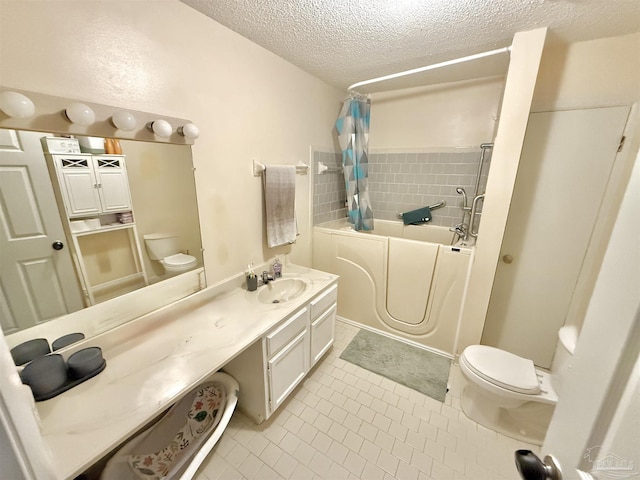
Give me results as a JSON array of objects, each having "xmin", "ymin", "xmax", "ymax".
[
  {"xmin": 24, "ymin": 264, "xmax": 337, "ymax": 479},
  {"xmin": 313, "ymin": 218, "xmax": 472, "ymax": 355}
]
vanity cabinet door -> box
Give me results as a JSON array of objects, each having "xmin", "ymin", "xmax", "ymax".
[
  {"xmin": 309, "ymin": 284, "xmax": 337, "ymax": 366},
  {"xmin": 93, "ymin": 156, "xmax": 132, "ymax": 213},
  {"xmin": 311, "ymin": 304, "xmax": 336, "ymax": 366},
  {"xmin": 51, "ymin": 154, "xmax": 132, "ymax": 217},
  {"xmin": 55, "ymin": 155, "xmax": 102, "ymax": 217},
  {"xmin": 268, "ymin": 329, "xmax": 309, "ymax": 414}
]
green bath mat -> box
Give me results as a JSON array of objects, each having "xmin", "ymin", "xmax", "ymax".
[{"xmin": 340, "ymin": 329, "xmax": 451, "ymax": 402}]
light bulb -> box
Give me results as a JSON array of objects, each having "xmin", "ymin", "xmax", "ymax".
[
  {"xmin": 147, "ymin": 119, "xmax": 172, "ymax": 138},
  {"xmin": 0, "ymin": 91, "xmax": 35, "ymax": 118},
  {"xmin": 65, "ymin": 103, "xmax": 95, "ymax": 126},
  {"xmin": 111, "ymin": 111, "xmax": 137, "ymax": 131},
  {"xmin": 178, "ymin": 122, "xmax": 199, "ymax": 139}
]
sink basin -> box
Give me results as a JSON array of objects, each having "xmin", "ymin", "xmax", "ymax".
[{"xmin": 258, "ymin": 278, "xmax": 307, "ymax": 304}]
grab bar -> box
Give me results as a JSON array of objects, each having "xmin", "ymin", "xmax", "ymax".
[
  {"xmin": 469, "ymin": 194, "xmax": 485, "ymax": 238},
  {"xmin": 397, "ymin": 200, "xmax": 446, "ymax": 219}
]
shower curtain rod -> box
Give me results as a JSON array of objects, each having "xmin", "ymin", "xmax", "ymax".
[{"xmin": 347, "ymin": 46, "xmax": 511, "ymax": 92}]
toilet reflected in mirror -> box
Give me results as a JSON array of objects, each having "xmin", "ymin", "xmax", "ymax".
[{"xmin": 144, "ymin": 233, "xmax": 198, "ymax": 278}]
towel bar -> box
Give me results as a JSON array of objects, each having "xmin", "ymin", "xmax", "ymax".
[
  {"xmin": 317, "ymin": 162, "xmax": 343, "ymax": 174},
  {"xmin": 253, "ymin": 159, "xmax": 309, "ymax": 176}
]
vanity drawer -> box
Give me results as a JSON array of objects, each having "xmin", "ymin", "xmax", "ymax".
[
  {"xmin": 266, "ymin": 307, "xmax": 309, "ymax": 358},
  {"xmin": 310, "ymin": 284, "xmax": 337, "ymax": 320}
]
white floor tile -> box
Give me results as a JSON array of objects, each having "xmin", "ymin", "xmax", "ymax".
[
  {"xmin": 343, "ymin": 450, "xmax": 367, "ymax": 477},
  {"xmin": 193, "ymin": 321, "xmax": 538, "ymax": 480}
]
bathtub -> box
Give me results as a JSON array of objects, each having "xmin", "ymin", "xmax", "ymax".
[{"xmin": 313, "ymin": 218, "xmax": 473, "ymax": 356}]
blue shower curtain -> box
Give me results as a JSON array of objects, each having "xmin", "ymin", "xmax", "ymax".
[{"xmin": 335, "ymin": 94, "xmax": 374, "ymax": 231}]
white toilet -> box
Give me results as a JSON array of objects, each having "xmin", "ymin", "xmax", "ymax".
[
  {"xmin": 143, "ymin": 233, "xmax": 197, "ymax": 276},
  {"xmin": 458, "ymin": 325, "xmax": 578, "ymax": 444}
]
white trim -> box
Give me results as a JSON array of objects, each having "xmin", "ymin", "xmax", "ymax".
[
  {"xmin": 336, "ymin": 316, "xmax": 454, "ymax": 360},
  {"xmin": 369, "ymin": 146, "xmax": 482, "ymax": 154},
  {"xmin": 347, "ymin": 47, "xmax": 511, "ymax": 92}
]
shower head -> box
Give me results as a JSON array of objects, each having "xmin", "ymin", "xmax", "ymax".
[{"xmin": 456, "ymin": 187, "xmax": 466, "ymax": 195}]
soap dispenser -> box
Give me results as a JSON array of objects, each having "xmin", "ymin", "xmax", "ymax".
[{"xmin": 273, "ymin": 258, "xmax": 282, "ymax": 278}]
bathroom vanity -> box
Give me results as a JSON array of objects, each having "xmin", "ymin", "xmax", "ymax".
[
  {"xmin": 224, "ymin": 282, "xmax": 337, "ymax": 423},
  {"xmin": 30, "ymin": 264, "xmax": 337, "ymax": 479}
]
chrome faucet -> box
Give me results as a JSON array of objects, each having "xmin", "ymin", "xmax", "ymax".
[
  {"xmin": 449, "ymin": 223, "xmax": 467, "ymax": 238},
  {"xmin": 261, "ymin": 271, "xmax": 274, "ymax": 285}
]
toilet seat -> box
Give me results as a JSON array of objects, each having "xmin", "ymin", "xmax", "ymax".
[
  {"xmin": 461, "ymin": 345, "xmax": 541, "ymax": 395},
  {"xmin": 162, "ymin": 253, "xmax": 196, "ymax": 268}
]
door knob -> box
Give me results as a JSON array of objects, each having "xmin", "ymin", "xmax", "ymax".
[
  {"xmin": 52, "ymin": 241, "xmax": 64, "ymax": 251},
  {"xmin": 503, "ymin": 254, "xmax": 514, "ymax": 264},
  {"xmin": 515, "ymin": 450, "xmax": 562, "ymax": 480}
]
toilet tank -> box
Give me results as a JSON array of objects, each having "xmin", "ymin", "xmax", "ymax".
[
  {"xmin": 143, "ymin": 233, "xmax": 179, "ymax": 261},
  {"xmin": 550, "ymin": 325, "xmax": 578, "ymax": 397}
]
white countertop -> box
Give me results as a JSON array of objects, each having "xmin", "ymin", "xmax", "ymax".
[{"xmin": 35, "ymin": 264, "xmax": 338, "ymax": 479}]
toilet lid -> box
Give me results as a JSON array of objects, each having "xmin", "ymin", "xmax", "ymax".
[
  {"xmin": 462, "ymin": 345, "xmax": 541, "ymax": 394},
  {"xmin": 163, "ymin": 253, "xmax": 196, "ymax": 267}
]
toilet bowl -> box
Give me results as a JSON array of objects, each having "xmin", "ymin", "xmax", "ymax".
[
  {"xmin": 458, "ymin": 326, "xmax": 577, "ymax": 444},
  {"xmin": 143, "ymin": 233, "xmax": 197, "ymax": 277},
  {"xmin": 161, "ymin": 253, "xmax": 198, "ymax": 275}
]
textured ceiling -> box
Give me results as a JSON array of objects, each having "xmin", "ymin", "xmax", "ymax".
[{"xmin": 181, "ymin": 0, "xmax": 640, "ymax": 91}]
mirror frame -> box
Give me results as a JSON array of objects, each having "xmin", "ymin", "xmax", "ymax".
[{"xmin": 1, "ymin": 87, "xmax": 206, "ymax": 349}]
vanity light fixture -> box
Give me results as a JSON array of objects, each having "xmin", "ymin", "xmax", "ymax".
[
  {"xmin": 111, "ymin": 110, "xmax": 137, "ymax": 131},
  {"xmin": 178, "ymin": 122, "xmax": 199, "ymax": 140},
  {"xmin": 65, "ymin": 102, "xmax": 96, "ymax": 126},
  {"xmin": 147, "ymin": 119, "xmax": 172, "ymax": 138},
  {"xmin": 0, "ymin": 91, "xmax": 36, "ymax": 118}
]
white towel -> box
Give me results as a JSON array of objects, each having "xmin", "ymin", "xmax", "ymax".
[{"xmin": 264, "ymin": 165, "xmax": 297, "ymax": 248}]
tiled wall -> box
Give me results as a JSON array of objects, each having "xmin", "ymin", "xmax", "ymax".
[
  {"xmin": 368, "ymin": 150, "xmax": 491, "ymax": 228},
  {"xmin": 312, "ymin": 149, "xmax": 491, "ymax": 229},
  {"xmin": 312, "ymin": 150, "xmax": 347, "ymax": 225}
]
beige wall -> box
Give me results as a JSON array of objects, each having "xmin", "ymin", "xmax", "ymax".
[
  {"xmin": 0, "ymin": 0, "xmax": 343, "ymax": 283},
  {"xmin": 369, "ymin": 76, "xmax": 505, "ymax": 148},
  {"xmin": 533, "ymin": 33, "xmax": 640, "ymax": 111},
  {"xmin": 78, "ymin": 229, "xmax": 137, "ymax": 285},
  {"xmin": 367, "ymin": 33, "xmax": 640, "ymax": 150}
]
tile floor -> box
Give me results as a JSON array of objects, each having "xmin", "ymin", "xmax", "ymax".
[{"xmin": 194, "ymin": 321, "xmax": 538, "ymax": 480}]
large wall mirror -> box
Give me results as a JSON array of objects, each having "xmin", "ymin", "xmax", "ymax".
[{"xmin": 0, "ymin": 89, "xmax": 204, "ymax": 345}]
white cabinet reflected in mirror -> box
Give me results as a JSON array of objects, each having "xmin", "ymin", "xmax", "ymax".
[{"xmin": 0, "ymin": 128, "xmax": 203, "ymax": 336}]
